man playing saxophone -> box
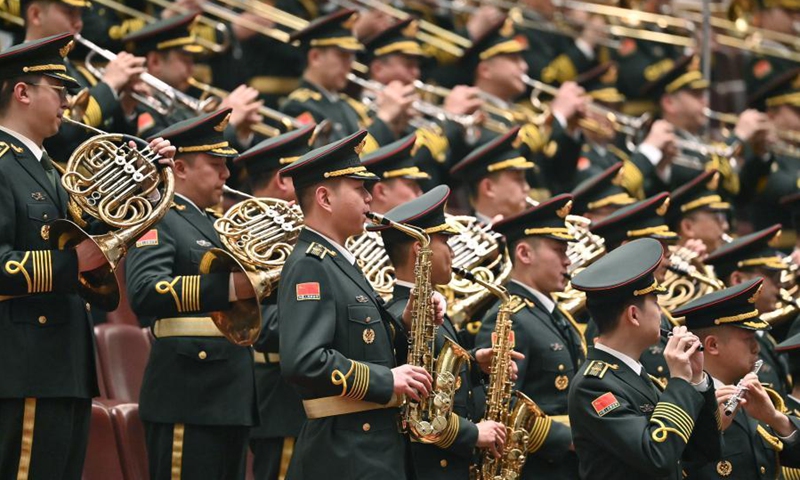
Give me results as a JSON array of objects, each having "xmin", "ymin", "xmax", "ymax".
[{"xmin": 373, "ymin": 185, "xmax": 508, "ymax": 479}]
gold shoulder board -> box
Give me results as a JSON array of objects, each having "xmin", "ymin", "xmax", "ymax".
[{"xmin": 306, "ymin": 242, "xmax": 334, "ymax": 260}]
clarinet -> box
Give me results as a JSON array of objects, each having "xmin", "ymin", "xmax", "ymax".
[{"xmin": 723, "ymin": 359, "xmax": 764, "ymax": 416}]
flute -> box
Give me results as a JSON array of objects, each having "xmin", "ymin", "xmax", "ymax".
[
  {"xmin": 660, "ymin": 328, "xmax": 704, "ymax": 352},
  {"xmin": 723, "ymin": 359, "xmax": 764, "ymax": 416}
]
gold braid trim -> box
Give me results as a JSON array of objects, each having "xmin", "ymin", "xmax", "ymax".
[
  {"xmin": 587, "ymin": 193, "xmax": 636, "ymax": 211},
  {"xmin": 714, "ymin": 309, "xmax": 759, "ymax": 325},
  {"xmin": 665, "ymin": 71, "xmax": 706, "ymax": 94},
  {"xmin": 767, "ymin": 92, "xmax": 800, "ymax": 108},
  {"xmin": 310, "ymin": 37, "xmax": 364, "ymax": 50},
  {"xmin": 737, "ymin": 257, "xmax": 787, "ymax": 270},
  {"xmin": 178, "ymin": 141, "xmax": 230, "ymax": 153},
  {"xmin": 171, "ymin": 423, "xmax": 185, "ymax": 480},
  {"xmin": 526, "ymin": 415, "xmax": 552, "ymax": 453},
  {"xmin": 155, "ymin": 276, "xmax": 200, "ymax": 313},
  {"xmin": 627, "ymin": 225, "xmax": 676, "ymax": 238},
  {"xmin": 343, "ymin": 361, "xmax": 370, "ymax": 401},
  {"xmin": 83, "ymin": 96, "xmax": 102, "ymax": 128},
  {"xmin": 650, "ymin": 402, "xmax": 693, "ymax": 443},
  {"xmin": 783, "ymin": 467, "xmax": 800, "ymax": 480},
  {"xmin": 278, "ymin": 155, "xmax": 301, "ymax": 165},
  {"xmin": 382, "ymin": 167, "xmax": 423, "ymax": 179},
  {"xmin": 433, "ymin": 413, "xmax": 460, "ymax": 449},
  {"xmin": 414, "ymin": 127, "xmax": 448, "ymax": 164},
  {"xmin": 523, "ymin": 227, "xmax": 573, "ymax": 240},
  {"xmin": 157, "ymin": 35, "xmax": 196, "ymax": 51},
  {"xmin": 487, "ymin": 157, "xmax": 534, "ymax": 173},
  {"xmin": 634, "ymin": 280, "xmax": 666, "ymax": 296},
  {"xmin": 16, "ymin": 398, "xmax": 35, "ymax": 480},
  {"xmin": 479, "ymin": 40, "xmax": 525, "ymax": 61},
  {"xmin": 680, "ymin": 195, "xmax": 727, "ymax": 213},
  {"xmin": 757, "ymin": 424, "xmax": 784, "ymax": 452},
  {"xmin": 5, "ymin": 251, "xmax": 52, "ymax": 294},
  {"xmin": 22, "ymin": 64, "xmax": 67, "ymax": 73},
  {"xmin": 332, "ymin": 361, "xmax": 356, "ymax": 397},
  {"xmin": 324, "ymin": 165, "xmax": 368, "ymax": 178},
  {"xmin": 374, "ymin": 41, "xmax": 424, "ymax": 57}
]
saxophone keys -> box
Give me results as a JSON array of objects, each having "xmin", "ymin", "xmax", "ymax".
[{"xmin": 430, "ymin": 415, "xmax": 448, "ymax": 433}]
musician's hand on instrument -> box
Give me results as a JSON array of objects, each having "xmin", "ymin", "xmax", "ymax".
[
  {"xmin": 376, "ymin": 81, "xmax": 417, "ymax": 130},
  {"xmin": 715, "ymin": 384, "xmax": 744, "ymax": 430},
  {"xmin": 550, "ymin": 82, "xmax": 587, "ymax": 123},
  {"xmin": 392, "ymin": 364, "xmax": 432, "ymax": 401},
  {"xmin": 76, "ymin": 239, "xmax": 108, "ymax": 272},
  {"xmin": 683, "ymin": 238, "xmax": 708, "ymax": 262},
  {"xmin": 221, "ymin": 85, "xmax": 263, "ymax": 130},
  {"xmin": 733, "ymin": 109, "xmax": 770, "ymax": 143},
  {"xmin": 642, "ymin": 120, "xmax": 675, "ymax": 152},
  {"xmin": 474, "ymin": 347, "xmax": 493, "ymax": 374},
  {"xmin": 443, "ymin": 86, "xmax": 483, "ymax": 116},
  {"xmin": 466, "ymin": 5, "xmax": 504, "ymax": 40},
  {"xmin": 146, "ymin": 137, "xmax": 177, "ymax": 162},
  {"xmin": 476, "ymin": 420, "xmax": 506, "ymax": 458},
  {"xmin": 431, "ymin": 290, "xmax": 446, "ymax": 326},
  {"xmin": 663, "ymin": 326, "xmax": 702, "ymax": 383},
  {"xmin": 739, "ymin": 374, "xmax": 796, "ymax": 435},
  {"xmin": 103, "ymin": 52, "xmax": 146, "ymax": 93},
  {"xmin": 231, "ymin": 272, "xmax": 256, "ymax": 300},
  {"xmin": 161, "ymin": 0, "xmax": 202, "ymax": 18},
  {"xmin": 232, "ymin": 12, "xmax": 275, "ymax": 41}
]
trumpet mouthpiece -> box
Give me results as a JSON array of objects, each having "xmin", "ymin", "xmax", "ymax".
[{"xmin": 366, "ymin": 211, "xmax": 389, "ymax": 226}]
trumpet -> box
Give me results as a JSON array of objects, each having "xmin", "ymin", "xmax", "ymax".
[{"xmin": 723, "ymin": 359, "xmax": 763, "ymax": 416}]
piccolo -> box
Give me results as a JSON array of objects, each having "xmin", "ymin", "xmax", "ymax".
[
  {"xmin": 660, "ymin": 328, "xmax": 704, "ymax": 352},
  {"xmin": 723, "ymin": 359, "xmax": 764, "ymax": 416}
]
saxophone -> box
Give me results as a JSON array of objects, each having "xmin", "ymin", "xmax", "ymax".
[
  {"xmin": 454, "ymin": 268, "xmax": 545, "ymax": 480},
  {"xmin": 367, "ymin": 212, "xmax": 470, "ymax": 443}
]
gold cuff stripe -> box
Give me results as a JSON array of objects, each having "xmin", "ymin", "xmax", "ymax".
[
  {"xmin": 178, "ymin": 141, "xmax": 230, "ymax": 153},
  {"xmin": 156, "ymin": 278, "xmax": 182, "ymax": 312},
  {"xmin": 784, "ymin": 467, "xmax": 800, "ymax": 480},
  {"xmin": 650, "ymin": 402, "xmax": 693, "ymax": 443},
  {"xmin": 22, "ymin": 64, "xmax": 67, "ymax": 73},
  {"xmin": 180, "ymin": 275, "xmax": 201, "ymax": 312},
  {"xmin": 587, "ymin": 193, "xmax": 636, "ymax": 211},
  {"xmin": 16, "ymin": 398, "xmax": 35, "ymax": 480},
  {"xmin": 486, "ymin": 156, "xmax": 534, "ymax": 173},
  {"xmin": 680, "ymin": 195, "xmax": 725, "ymax": 212},
  {"xmin": 479, "ymin": 40, "xmax": 525, "ymax": 61},
  {"xmin": 627, "ymin": 225, "xmax": 677, "ymax": 238},
  {"xmin": 737, "ymin": 257, "xmax": 787, "ymax": 270},
  {"xmin": 6, "ymin": 251, "xmax": 53, "ymax": 294},
  {"xmin": 346, "ymin": 361, "xmax": 370, "ymax": 401},
  {"xmin": 526, "ymin": 415, "xmax": 552, "ymax": 454},
  {"xmin": 650, "ymin": 418, "xmax": 689, "ymax": 443},
  {"xmin": 171, "ymin": 423, "xmax": 184, "ymax": 480},
  {"xmin": 332, "ymin": 361, "xmax": 356, "ymax": 397},
  {"xmin": 434, "ymin": 412, "xmax": 460, "ymax": 449},
  {"xmin": 373, "ymin": 41, "xmax": 424, "ymax": 57},
  {"xmin": 714, "ymin": 309, "xmax": 759, "ymax": 325}
]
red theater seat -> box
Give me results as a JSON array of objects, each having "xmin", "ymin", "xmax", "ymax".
[
  {"xmin": 84, "ymin": 403, "xmax": 125, "ymax": 480},
  {"xmin": 94, "ymin": 324, "xmax": 152, "ymax": 402},
  {"xmin": 110, "ymin": 403, "xmax": 149, "ymax": 480},
  {"xmin": 106, "ymin": 258, "xmax": 140, "ymax": 326}
]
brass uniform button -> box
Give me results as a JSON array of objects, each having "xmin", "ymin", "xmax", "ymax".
[
  {"xmin": 42, "ymin": 213, "xmax": 48, "ymax": 220},
  {"xmin": 760, "ymin": 466, "xmax": 766, "ymax": 474},
  {"xmin": 440, "ymin": 459, "xmax": 448, "ymax": 468},
  {"xmin": 657, "ymin": 366, "xmax": 664, "ymax": 373},
  {"xmin": 85, "ymin": 303, "xmax": 91, "ymax": 312},
  {"xmin": 198, "ymin": 351, "xmax": 207, "ymax": 360},
  {"xmin": 38, "ymin": 315, "xmax": 47, "ymax": 325},
  {"xmin": 362, "ymin": 423, "xmax": 370, "ymax": 432},
  {"xmin": 365, "ymin": 316, "xmax": 371, "ymax": 323},
  {"xmin": 558, "ymin": 364, "xmax": 565, "ymax": 372}
]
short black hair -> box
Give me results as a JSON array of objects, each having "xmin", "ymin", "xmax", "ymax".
[
  {"xmin": 384, "ymin": 236, "xmax": 413, "ymax": 270},
  {"xmin": 248, "ymin": 167, "xmax": 278, "ymax": 194},
  {"xmin": 509, "ymin": 236, "xmax": 542, "ymax": 266},
  {"xmin": 586, "ymin": 295, "xmax": 646, "ymax": 335}
]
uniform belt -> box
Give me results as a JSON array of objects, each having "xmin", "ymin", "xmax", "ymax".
[
  {"xmin": 0, "ymin": 294, "xmax": 28, "ymax": 302},
  {"xmin": 302, "ymin": 394, "xmax": 402, "ymax": 419},
  {"xmin": 153, "ymin": 317, "xmax": 223, "ymax": 338},
  {"xmin": 550, "ymin": 414, "xmax": 570, "ymax": 427},
  {"xmin": 253, "ymin": 352, "xmax": 280, "ymax": 364}
]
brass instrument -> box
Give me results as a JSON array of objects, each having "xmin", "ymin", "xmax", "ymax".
[
  {"xmin": 201, "ymin": 185, "xmax": 304, "ymax": 345},
  {"xmin": 53, "ymin": 117, "xmax": 176, "ymax": 311},
  {"xmin": 704, "ymin": 108, "xmax": 800, "ymax": 159},
  {"xmin": 658, "ymin": 245, "xmax": 725, "ymax": 313},
  {"xmin": 186, "ymin": 77, "xmax": 304, "ymax": 138},
  {"xmin": 454, "ymin": 267, "xmax": 545, "ymax": 480},
  {"xmin": 761, "ymin": 286, "xmax": 800, "ymax": 327},
  {"xmin": 367, "ymin": 211, "xmax": 470, "ymax": 443},
  {"xmin": 346, "ymin": 229, "xmax": 395, "ymax": 299}
]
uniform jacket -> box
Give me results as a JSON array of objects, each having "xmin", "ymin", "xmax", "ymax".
[
  {"xmin": 125, "ymin": 194, "xmax": 258, "ymax": 426},
  {"xmin": 0, "ymin": 129, "xmax": 98, "ymax": 399},
  {"xmin": 278, "ymin": 228, "xmax": 408, "ymax": 480},
  {"xmin": 477, "ymin": 280, "xmax": 585, "ymax": 479},
  {"xmin": 568, "ymin": 347, "xmax": 721, "ymax": 480}
]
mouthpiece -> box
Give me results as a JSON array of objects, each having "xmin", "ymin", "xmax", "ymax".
[
  {"xmin": 452, "ymin": 267, "xmax": 477, "ymax": 283},
  {"xmin": 365, "ymin": 211, "xmax": 389, "ymax": 226}
]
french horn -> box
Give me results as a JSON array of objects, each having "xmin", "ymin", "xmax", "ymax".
[{"xmin": 658, "ymin": 245, "xmax": 725, "ymax": 313}]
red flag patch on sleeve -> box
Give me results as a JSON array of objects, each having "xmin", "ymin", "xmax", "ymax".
[
  {"xmin": 296, "ymin": 282, "xmax": 321, "ymax": 301},
  {"xmin": 296, "ymin": 112, "xmax": 315, "ymax": 125},
  {"xmin": 592, "ymin": 392, "xmax": 621, "ymax": 417},
  {"xmin": 136, "ymin": 229, "xmax": 158, "ymax": 247},
  {"xmin": 137, "ymin": 112, "xmax": 155, "ymax": 135}
]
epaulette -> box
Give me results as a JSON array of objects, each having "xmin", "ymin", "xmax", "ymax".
[
  {"xmin": 608, "ymin": 144, "xmax": 630, "ymax": 162},
  {"xmin": 584, "ymin": 360, "xmax": 618, "ymax": 379},
  {"xmin": 205, "ymin": 207, "xmax": 222, "ymax": 219},
  {"xmin": 648, "ymin": 374, "xmax": 667, "ymax": 391},
  {"xmin": 763, "ymin": 385, "xmax": 788, "ymax": 414},
  {"xmin": 170, "ymin": 202, "xmax": 186, "ymax": 211},
  {"xmin": 0, "ymin": 142, "xmax": 10, "ymax": 159},
  {"xmin": 306, "ymin": 242, "xmax": 336, "ymax": 260},
  {"xmin": 756, "ymin": 424, "xmax": 783, "ymax": 452},
  {"xmin": 287, "ymin": 88, "xmax": 322, "ymax": 103},
  {"xmin": 510, "ymin": 295, "xmax": 527, "ymax": 313},
  {"xmin": 342, "ymin": 95, "xmax": 372, "ymax": 125}
]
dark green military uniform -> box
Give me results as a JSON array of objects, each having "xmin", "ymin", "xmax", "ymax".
[
  {"xmin": 705, "ymin": 224, "xmax": 794, "ymax": 398},
  {"xmin": 125, "ymin": 109, "xmax": 258, "ymax": 480},
  {"xmin": 372, "ymin": 185, "xmax": 481, "ymax": 480},
  {"xmin": 674, "ymin": 278, "xmax": 800, "ymax": 479},
  {"xmin": 475, "ymin": 194, "xmax": 584, "ymax": 479},
  {"xmin": 278, "ymin": 130, "xmax": 409, "ymax": 480},
  {"xmin": 234, "ymin": 126, "xmax": 317, "ymax": 480},
  {"xmin": 570, "ymin": 161, "xmax": 636, "ymax": 217},
  {"xmin": 614, "ymin": 35, "xmax": 678, "ymax": 116},
  {"xmin": 0, "ymin": 34, "xmax": 98, "ymax": 480},
  {"xmin": 568, "ymin": 238, "xmax": 721, "ymax": 480}
]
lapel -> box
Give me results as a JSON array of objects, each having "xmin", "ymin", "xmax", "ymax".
[
  {"xmin": 3, "ymin": 130, "xmax": 63, "ymax": 210},
  {"xmin": 173, "ymin": 196, "xmax": 223, "ymax": 248},
  {"xmin": 591, "ymin": 347, "xmax": 660, "ymax": 404},
  {"xmin": 508, "ymin": 281, "xmax": 567, "ymax": 341}
]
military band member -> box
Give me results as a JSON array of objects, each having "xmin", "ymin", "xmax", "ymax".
[
  {"xmin": 0, "ymin": 33, "xmax": 173, "ymax": 479},
  {"xmin": 704, "ymin": 224, "xmax": 793, "ymax": 398},
  {"xmin": 476, "ymin": 194, "xmax": 586, "ymax": 480},
  {"xmin": 361, "ymin": 133, "xmax": 428, "ymax": 214},
  {"xmin": 280, "ymin": 9, "xmax": 406, "ymax": 147},
  {"xmin": 743, "ymin": 0, "xmax": 800, "ymax": 96},
  {"xmin": 677, "ymin": 277, "xmax": 800, "ymax": 479},
  {"xmin": 568, "ymin": 238, "xmax": 721, "ymax": 480},
  {"xmin": 449, "ymin": 126, "xmax": 534, "ymax": 225},
  {"xmin": 667, "ymin": 169, "xmax": 730, "ymax": 254},
  {"xmin": 374, "ymin": 185, "xmax": 508, "ymax": 480},
  {"xmin": 122, "ymin": 13, "xmax": 263, "ymax": 150},
  {"xmin": 588, "ymin": 192, "xmax": 679, "ymax": 384},
  {"xmin": 777, "ymin": 332, "xmax": 800, "ymax": 416},
  {"xmin": 570, "ymin": 162, "xmax": 635, "ymax": 222},
  {"xmin": 22, "ymin": 0, "xmax": 146, "ymax": 162},
  {"xmin": 234, "ymin": 125, "xmax": 317, "ymax": 480},
  {"xmin": 125, "ymin": 108, "xmax": 259, "ymax": 480},
  {"xmin": 277, "ymin": 129, "xmax": 440, "ymax": 480}
]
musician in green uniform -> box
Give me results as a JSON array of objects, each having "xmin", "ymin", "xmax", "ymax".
[
  {"xmin": 476, "ymin": 194, "xmax": 586, "ymax": 480},
  {"xmin": 568, "ymin": 238, "xmax": 721, "ymax": 480},
  {"xmin": 233, "ymin": 125, "xmax": 317, "ymax": 480},
  {"xmin": 125, "ymin": 108, "xmax": 259, "ymax": 480},
  {"xmin": 777, "ymin": 332, "xmax": 800, "ymax": 416},
  {"xmin": 375, "ymin": 185, "xmax": 508, "ymax": 480},
  {"xmin": 276, "ymin": 129, "xmax": 442, "ymax": 480},
  {"xmin": 677, "ymin": 277, "xmax": 800, "ymax": 479},
  {"xmin": 570, "ymin": 161, "xmax": 635, "ymax": 222},
  {"xmin": 0, "ymin": 33, "xmax": 173, "ymax": 479},
  {"xmin": 704, "ymin": 224, "xmax": 794, "ymax": 398},
  {"xmin": 588, "ymin": 192, "xmax": 679, "ymax": 384},
  {"xmin": 361, "ymin": 133, "xmax": 428, "ymax": 214},
  {"xmin": 22, "ymin": 0, "xmax": 147, "ymax": 162},
  {"xmin": 667, "ymin": 169, "xmax": 731, "ymax": 255},
  {"xmin": 280, "ymin": 9, "xmax": 411, "ymax": 147},
  {"xmin": 449, "ymin": 126, "xmax": 534, "ymax": 225}
]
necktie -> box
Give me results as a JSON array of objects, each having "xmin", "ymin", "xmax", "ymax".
[
  {"xmin": 40, "ymin": 152, "xmax": 58, "ymax": 190},
  {"xmin": 639, "ymin": 368, "xmax": 660, "ymax": 397},
  {"xmin": 552, "ymin": 307, "xmax": 579, "ymax": 368}
]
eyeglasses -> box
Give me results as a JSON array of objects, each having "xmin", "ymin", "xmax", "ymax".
[{"xmin": 24, "ymin": 82, "xmax": 68, "ymax": 101}]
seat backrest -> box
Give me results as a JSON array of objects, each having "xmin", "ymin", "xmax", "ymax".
[
  {"xmin": 94, "ymin": 323, "xmax": 152, "ymax": 402},
  {"xmin": 84, "ymin": 403, "xmax": 125, "ymax": 480},
  {"xmin": 106, "ymin": 258, "xmax": 140, "ymax": 326},
  {"xmin": 110, "ymin": 403, "xmax": 149, "ymax": 480}
]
